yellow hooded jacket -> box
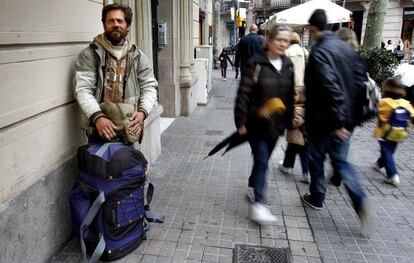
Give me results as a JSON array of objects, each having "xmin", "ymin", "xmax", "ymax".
[{"xmin": 374, "ymin": 97, "xmax": 414, "ymax": 138}]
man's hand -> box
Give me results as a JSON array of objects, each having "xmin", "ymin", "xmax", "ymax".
[
  {"xmin": 238, "ymin": 125, "xmax": 247, "ymax": 136},
  {"xmin": 127, "ymin": 111, "xmax": 146, "ymax": 136},
  {"xmin": 333, "ymin": 128, "xmax": 350, "ymax": 140},
  {"xmin": 95, "ymin": 117, "xmax": 117, "ymax": 140}
]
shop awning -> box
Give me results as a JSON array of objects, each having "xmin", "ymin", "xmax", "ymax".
[{"xmin": 261, "ymin": 0, "xmax": 352, "ymax": 30}]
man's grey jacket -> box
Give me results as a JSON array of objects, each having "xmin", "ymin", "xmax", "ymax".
[{"xmin": 73, "ymin": 41, "xmax": 158, "ymax": 127}]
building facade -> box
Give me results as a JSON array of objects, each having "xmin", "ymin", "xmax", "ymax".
[
  {"xmin": 157, "ymin": 0, "xmax": 213, "ymax": 117},
  {"xmin": 0, "ymin": 0, "xmax": 212, "ymax": 262},
  {"xmin": 218, "ymin": 0, "xmax": 253, "ymax": 52},
  {"xmin": 252, "ymin": 0, "xmax": 414, "ymax": 49},
  {"xmin": 217, "ymin": 0, "xmax": 414, "ymax": 52}
]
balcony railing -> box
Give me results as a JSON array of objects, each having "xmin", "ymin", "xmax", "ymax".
[
  {"xmin": 253, "ymin": 0, "xmax": 293, "ymax": 9},
  {"xmin": 253, "ymin": 0, "xmax": 366, "ymax": 10}
]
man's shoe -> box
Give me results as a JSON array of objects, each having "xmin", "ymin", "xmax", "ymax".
[
  {"xmin": 278, "ymin": 160, "xmax": 292, "ymax": 175},
  {"xmin": 357, "ymin": 199, "xmax": 374, "ymax": 234},
  {"xmin": 329, "ymin": 173, "xmax": 342, "ymax": 187},
  {"xmin": 385, "ymin": 174, "xmax": 400, "ymax": 186},
  {"xmin": 373, "ymin": 161, "xmax": 382, "ymax": 172},
  {"xmin": 301, "ymin": 193, "xmax": 323, "ymax": 210},
  {"xmin": 223, "ymin": 78, "xmax": 226, "ymax": 81},
  {"xmin": 246, "ymin": 187, "xmax": 255, "ymax": 203},
  {"xmin": 250, "ymin": 203, "xmax": 278, "ymax": 225},
  {"xmin": 301, "ymin": 173, "xmax": 311, "ymax": 184}
]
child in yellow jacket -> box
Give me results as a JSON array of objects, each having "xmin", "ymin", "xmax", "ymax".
[{"xmin": 373, "ymin": 78, "xmax": 414, "ymax": 186}]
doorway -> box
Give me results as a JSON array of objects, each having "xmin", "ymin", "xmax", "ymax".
[{"xmin": 199, "ymin": 11, "xmax": 206, "ymax": 45}]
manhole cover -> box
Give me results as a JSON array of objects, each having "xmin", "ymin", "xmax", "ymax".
[{"xmin": 234, "ymin": 245, "xmax": 291, "ymax": 263}]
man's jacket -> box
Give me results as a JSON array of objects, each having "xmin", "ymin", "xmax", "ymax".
[
  {"xmin": 304, "ymin": 31, "xmax": 363, "ymax": 137},
  {"xmin": 235, "ymin": 33, "xmax": 264, "ymax": 74},
  {"xmin": 73, "ymin": 41, "xmax": 158, "ymax": 127}
]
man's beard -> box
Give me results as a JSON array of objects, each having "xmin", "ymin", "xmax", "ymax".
[{"xmin": 104, "ymin": 29, "xmax": 128, "ymax": 46}]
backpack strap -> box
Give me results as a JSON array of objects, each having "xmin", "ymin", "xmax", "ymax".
[
  {"xmin": 80, "ymin": 191, "xmax": 106, "ymax": 263},
  {"xmin": 252, "ymin": 64, "xmax": 261, "ymax": 84},
  {"xmin": 144, "ymin": 175, "xmax": 165, "ymax": 224}
]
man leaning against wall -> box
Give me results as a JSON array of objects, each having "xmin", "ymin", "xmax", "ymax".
[{"xmin": 73, "ymin": 4, "xmax": 158, "ymax": 142}]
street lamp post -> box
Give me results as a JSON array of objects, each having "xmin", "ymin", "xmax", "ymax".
[
  {"xmin": 234, "ymin": 0, "xmax": 239, "ymax": 45},
  {"xmin": 225, "ymin": 0, "xmax": 250, "ymax": 45}
]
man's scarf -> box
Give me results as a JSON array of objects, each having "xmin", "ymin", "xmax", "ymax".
[{"xmin": 94, "ymin": 33, "xmax": 132, "ymax": 59}]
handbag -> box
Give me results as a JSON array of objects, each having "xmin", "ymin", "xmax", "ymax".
[{"xmin": 88, "ymin": 102, "xmax": 142, "ymax": 145}]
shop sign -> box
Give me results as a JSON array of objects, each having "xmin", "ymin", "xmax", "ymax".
[
  {"xmin": 403, "ymin": 7, "xmax": 414, "ymax": 20},
  {"xmin": 255, "ymin": 16, "xmax": 269, "ymax": 26}
]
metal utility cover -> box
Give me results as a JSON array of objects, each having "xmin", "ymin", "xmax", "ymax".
[{"xmin": 233, "ymin": 245, "xmax": 292, "ymax": 263}]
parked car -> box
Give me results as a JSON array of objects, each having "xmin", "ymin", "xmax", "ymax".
[{"xmin": 394, "ymin": 60, "xmax": 414, "ymax": 105}]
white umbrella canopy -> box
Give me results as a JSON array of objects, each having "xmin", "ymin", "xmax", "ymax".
[
  {"xmin": 394, "ymin": 63, "xmax": 414, "ymax": 87},
  {"xmin": 261, "ymin": 0, "xmax": 352, "ymax": 30}
]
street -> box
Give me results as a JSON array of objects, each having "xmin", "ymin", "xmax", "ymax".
[{"xmin": 53, "ymin": 69, "xmax": 414, "ymax": 263}]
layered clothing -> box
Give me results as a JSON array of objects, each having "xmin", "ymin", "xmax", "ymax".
[{"xmin": 73, "ymin": 34, "xmax": 158, "ymax": 128}]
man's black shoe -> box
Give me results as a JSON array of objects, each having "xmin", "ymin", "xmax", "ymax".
[
  {"xmin": 301, "ymin": 193, "xmax": 323, "ymax": 210},
  {"xmin": 330, "ymin": 173, "xmax": 342, "ymax": 187}
]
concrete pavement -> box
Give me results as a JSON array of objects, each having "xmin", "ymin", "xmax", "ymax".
[{"xmin": 52, "ymin": 69, "xmax": 414, "ymax": 263}]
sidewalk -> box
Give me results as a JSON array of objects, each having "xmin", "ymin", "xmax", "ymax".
[{"xmin": 53, "ymin": 69, "xmax": 414, "ymax": 263}]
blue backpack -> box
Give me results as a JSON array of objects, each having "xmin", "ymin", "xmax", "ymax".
[
  {"xmin": 382, "ymin": 106, "xmax": 411, "ymax": 142},
  {"xmin": 69, "ymin": 142, "xmax": 164, "ymax": 263}
]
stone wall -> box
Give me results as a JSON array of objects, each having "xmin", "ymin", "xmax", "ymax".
[{"xmin": 0, "ymin": 0, "xmax": 162, "ymax": 261}]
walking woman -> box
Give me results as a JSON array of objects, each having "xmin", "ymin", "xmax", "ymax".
[
  {"xmin": 234, "ymin": 25, "xmax": 295, "ymax": 225},
  {"xmin": 218, "ymin": 47, "xmax": 234, "ymax": 80}
]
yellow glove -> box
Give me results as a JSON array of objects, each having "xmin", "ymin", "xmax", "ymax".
[{"xmin": 258, "ymin": 98, "xmax": 286, "ymax": 119}]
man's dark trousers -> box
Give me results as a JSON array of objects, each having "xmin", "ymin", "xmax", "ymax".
[{"xmin": 307, "ymin": 133, "xmax": 366, "ymax": 211}]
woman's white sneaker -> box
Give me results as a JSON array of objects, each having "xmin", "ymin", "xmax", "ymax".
[
  {"xmin": 250, "ymin": 203, "xmax": 278, "ymax": 225},
  {"xmin": 385, "ymin": 174, "xmax": 400, "ymax": 186},
  {"xmin": 278, "ymin": 160, "xmax": 292, "ymax": 175}
]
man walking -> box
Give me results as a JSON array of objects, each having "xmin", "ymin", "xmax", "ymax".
[
  {"xmin": 73, "ymin": 4, "xmax": 158, "ymax": 142},
  {"xmin": 235, "ymin": 24, "xmax": 264, "ymax": 78},
  {"xmin": 302, "ymin": 9, "xmax": 371, "ymax": 232}
]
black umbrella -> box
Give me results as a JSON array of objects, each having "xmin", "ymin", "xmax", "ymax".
[{"xmin": 204, "ymin": 131, "xmax": 248, "ymax": 159}]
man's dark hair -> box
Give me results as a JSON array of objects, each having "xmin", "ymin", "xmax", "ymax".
[
  {"xmin": 101, "ymin": 4, "xmax": 133, "ymax": 26},
  {"xmin": 308, "ymin": 9, "xmax": 327, "ymax": 31}
]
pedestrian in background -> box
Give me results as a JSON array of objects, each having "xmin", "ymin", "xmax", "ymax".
[
  {"xmin": 218, "ymin": 48, "xmax": 234, "ymax": 81},
  {"xmin": 329, "ymin": 27, "xmax": 361, "ymax": 187},
  {"xmin": 234, "ymin": 25, "xmax": 295, "ymax": 225},
  {"xmin": 279, "ymin": 32, "xmax": 310, "ymax": 183},
  {"xmin": 403, "ymin": 37, "xmax": 411, "ymax": 59},
  {"xmin": 336, "ymin": 27, "xmax": 359, "ymax": 51},
  {"xmin": 278, "ymin": 89, "xmax": 310, "ymax": 183},
  {"xmin": 391, "ymin": 39, "xmax": 404, "ymax": 64},
  {"xmin": 235, "ymin": 23, "xmax": 265, "ymax": 78},
  {"xmin": 303, "ymin": 9, "xmax": 372, "ymax": 232},
  {"xmin": 285, "ymin": 32, "xmax": 308, "ymax": 92},
  {"xmin": 385, "ymin": 39, "xmax": 395, "ymax": 51},
  {"xmin": 373, "ymin": 78, "xmax": 414, "ymax": 186}
]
